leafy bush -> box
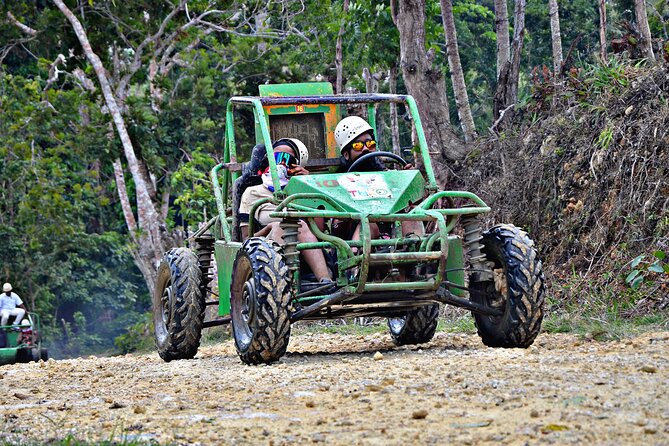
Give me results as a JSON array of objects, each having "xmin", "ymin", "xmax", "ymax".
[{"xmin": 114, "ymin": 313, "xmax": 154, "ymax": 354}]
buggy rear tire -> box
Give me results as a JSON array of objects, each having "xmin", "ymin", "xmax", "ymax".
[
  {"xmin": 30, "ymin": 347, "xmax": 48, "ymax": 362},
  {"xmin": 153, "ymin": 248, "xmax": 205, "ymax": 361},
  {"xmin": 387, "ymin": 303, "xmax": 439, "ymax": 346},
  {"xmin": 16, "ymin": 348, "xmax": 31, "ymax": 363},
  {"xmin": 231, "ymin": 238, "xmax": 292, "ymax": 365},
  {"xmin": 469, "ymin": 224, "xmax": 545, "ymax": 348}
]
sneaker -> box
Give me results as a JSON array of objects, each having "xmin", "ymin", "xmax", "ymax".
[
  {"xmin": 346, "ymin": 267, "xmax": 359, "ymax": 283},
  {"xmin": 319, "ymin": 278, "xmax": 336, "ymax": 293}
]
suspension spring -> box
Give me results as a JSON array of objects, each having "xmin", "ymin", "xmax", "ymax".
[
  {"xmin": 280, "ymin": 219, "xmax": 300, "ymax": 274},
  {"xmin": 461, "ymin": 215, "xmax": 492, "ymax": 281},
  {"xmin": 194, "ymin": 234, "xmax": 215, "ymax": 293}
]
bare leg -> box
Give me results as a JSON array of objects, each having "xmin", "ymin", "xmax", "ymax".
[
  {"xmin": 263, "ymin": 222, "xmax": 284, "ymax": 242},
  {"xmin": 298, "ymin": 221, "xmax": 331, "ymax": 281},
  {"xmin": 401, "ymin": 220, "xmax": 424, "ymax": 237},
  {"xmin": 350, "ymin": 222, "xmax": 380, "ymax": 253}
]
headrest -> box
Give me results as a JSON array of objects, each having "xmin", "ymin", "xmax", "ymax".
[{"xmin": 242, "ymin": 144, "xmax": 269, "ymax": 177}]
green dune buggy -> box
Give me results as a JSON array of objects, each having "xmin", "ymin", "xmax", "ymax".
[
  {"xmin": 0, "ymin": 313, "xmax": 48, "ymax": 365},
  {"xmin": 153, "ymin": 83, "xmax": 545, "ymax": 364}
]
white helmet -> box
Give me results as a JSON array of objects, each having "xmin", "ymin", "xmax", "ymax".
[
  {"xmin": 273, "ymin": 138, "xmax": 309, "ymax": 166},
  {"xmin": 335, "ymin": 116, "xmax": 373, "ymax": 153},
  {"xmin": 3, "ymin": 283, "xmax": 12, "ymax": 292}
]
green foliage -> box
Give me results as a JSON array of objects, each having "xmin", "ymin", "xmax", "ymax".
[
  {"xmin": 0, "ymin": 72, "xmax": 148, "ymax": 358},
  {"xmin": 293, "ymin": 321, "xmax": 387, "ymax": 336},
  {"xmin": 625, "ymin": 251, "xmax": 668, "ymax": 291},
  {"xmin": 543, "ymin": 309, "xmax": 669, "ymax": 341},
  {"xmin": 440, "ymin": 315, "xmax": 476, "ymax": 333},
  {"xmin": 114, "ymin": 312, "xmax": 154, "ymax": 354},
  {"xmin": 0, "ymin": 432, "xmax": 163, "ymax": 445},
  {"xmin": 577, "ymin": 55, "xmax": 631, "ymax": 98},
  {"xmin": 595, "ymin": 123, "xmax": 614, "ymax": 150},
  {"xmin": 171, "ymin": 150, "xmax": 218, "ymax": 227}
]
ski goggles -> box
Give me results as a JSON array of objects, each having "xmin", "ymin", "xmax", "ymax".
[
  {"xmin": 274, "ymin": 151, "xmax": 297, "ymax": 166},
  {"xmin": 349, "ymin": 140, "xmax": 377, "ymax": 152}
]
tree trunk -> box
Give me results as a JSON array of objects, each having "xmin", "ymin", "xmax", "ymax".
[
  {"xmin": 494, "ymin": 0, "xmax": 510, "ymax": 79},
  {"xmin": 255, "ymin": 10, "xmax": 269, "ymax": 53},
  {"xmin": 440, "ymin": 0, "xmax": 477, "ymax": 143},
  {"xmin": 634, "ymin": 0, "xmax": 655, "ymax": 61},
  {"xmin": 335, "ymin": 0, "xmax": 350, "ymax": 94},
  {"xmin": 54, "ymin": 0, "xmax": 171, "ymax": 295},
  {"xmin": 599, "ymin": 0, "xmax": 608, "ymax": 63},
  {"xmin": 391, "ymin": 0, "xmax": 467, "ymax": 180},
  {"xmin": 388, "ymin": 64, "xmax": 401, "ymax": 156},
  {"xmin": 548, "ymin": 0, "xmax": 563, "ymax": 75},
  {"xmin": 493, "ymin": 0, "xmax": 526, "ymax": 124},
  {"xmin": 362, "ymin": 67, "xmax": 383, "ymax": 142}
]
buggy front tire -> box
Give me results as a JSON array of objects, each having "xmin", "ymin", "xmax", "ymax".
[
  {"xmin": 388, "ymin": 303, "xmax": 439, "ymax": 346},
  {"xmin": 153, "ymin": 248, "xmax": 205, "ymax": 361},
  {"xmin": 469, "ymin": 224, "xmax": 545, "ymax": 348},
  {"xmin": 231, "ymin": 237, "xmax": 292, "ymax": 365}
]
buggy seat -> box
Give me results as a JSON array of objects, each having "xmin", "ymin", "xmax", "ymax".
[{"xmin": 231, "ymin": 144, "xmax": 269, "ymax": 242}]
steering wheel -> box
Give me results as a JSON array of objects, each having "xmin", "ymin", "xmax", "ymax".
[{"xmin": 346, "ymin": 151, "xmax": 408, "ymax": 173}]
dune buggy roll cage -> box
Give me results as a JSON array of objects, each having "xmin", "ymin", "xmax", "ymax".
[{"xmin": 212, "ymin": 93, "xmax": 488, "ymax": 233}]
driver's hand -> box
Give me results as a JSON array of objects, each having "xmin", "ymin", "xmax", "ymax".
[
  {"xmin": 288, "ymin": 165, "xmax": 309, "ymax": 176},
  {"xmin": 402, "ymin": 163, "xmax": 414, "ymax": 170}
]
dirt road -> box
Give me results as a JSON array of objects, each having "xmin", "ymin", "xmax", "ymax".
[{"xmin": 1, "ymin": 330, "xmax": 668, "ymax": 445}]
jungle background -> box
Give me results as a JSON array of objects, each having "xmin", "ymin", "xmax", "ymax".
[{"xmin": 1, "ymin": 0, "xmax": 667, "ymax": 359}]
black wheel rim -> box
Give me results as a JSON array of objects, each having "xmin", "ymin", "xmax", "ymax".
[
  {"xmin": 388, "ymin": 316, "xmax": 407, "ymax": 335},
  {"xmin": 481, "ymin": 249, "xmax": 508, "ymax": 322},
  {"xmin": 232, "ymin": 257, "xmax": 255, "ymax": 351},
  {"xmin": 153, "ymin": 271, "xmax": 173, "ymax": 345}
]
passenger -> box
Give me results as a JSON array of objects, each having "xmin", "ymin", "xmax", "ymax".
[
  {"xmin": 1, "ymin": 283, "xmax": 26, "ymax": 327},
  {"xmin": 239, "ymin": 138, "xmax": 333, "ymax": 284}
]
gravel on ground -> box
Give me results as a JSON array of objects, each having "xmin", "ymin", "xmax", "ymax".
[{"xmin": 1, "ymin": 330, "xmax": 668, "ymax": 445}]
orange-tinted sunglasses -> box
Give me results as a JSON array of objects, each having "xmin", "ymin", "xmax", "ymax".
[{"xmin": 350, "ymin": 140, "xmax": 377, "ymax": 152}]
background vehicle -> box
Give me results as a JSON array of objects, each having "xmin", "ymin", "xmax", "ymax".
[
  {"xmin": 0, "ymin": 313, "xmax": 49, "ymax": 365},
  {"xmin": 153, "ymin": 83, "xmax": 545, "ymax": 364}
]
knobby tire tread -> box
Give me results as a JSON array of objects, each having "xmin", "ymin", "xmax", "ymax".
[
  {"xmin": 471, "ymin": 224, "xmax": 545, "ymax": 348},
  {"xmin": 388, "ymin": 303, "xmax": 440, "ymax": 346},
  {"xmin": 155, "ymin": 248, "xmax": 205, "ymax": 361},
  {"xmin": 233, "ymin": 238, "xmax": 291, "ymax": 365}
]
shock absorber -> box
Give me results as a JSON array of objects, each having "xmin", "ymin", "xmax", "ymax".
[
  {"xmin": 280, "ymin": 218, "xmax": 300, "ymax": 280},
  {"xmin": 461, "ymin": 215, "xmax": 492, "ymax": 282}
]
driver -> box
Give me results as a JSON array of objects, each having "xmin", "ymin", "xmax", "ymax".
[
  {"xmin": 1, "ymin": 283, "xmax": 26, "ymax": 327},
  {"xmin": 335, "ymin": 116, "xmax": 414, "ymax": 173},
  {"xmin": 332, "ymin": 117, "xmax": 422, "ymax": 279}
]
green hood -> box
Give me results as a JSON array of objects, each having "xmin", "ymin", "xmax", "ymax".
[{"xmin": 284, "ymin": 170, "xmax": 426, "ymax": 215}]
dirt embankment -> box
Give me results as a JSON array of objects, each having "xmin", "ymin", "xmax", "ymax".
[
  {"xmin": 1, "ymin": 331, "xmax": 668, "ymax": 445},
  {"xmin": 459, "ymin": 64, "xmax": 669, "ymax": 310}
]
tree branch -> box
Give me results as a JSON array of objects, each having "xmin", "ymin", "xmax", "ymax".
[
  {"xmin": 112, "ymin": 159, "xmax": 138, "ymax": 237},
  {"xmin": 7, "ymin": 11, "xmax": 37, "ymax": 36},
  {"xmin": 489, "ymin": 104, "xmax": 515, "ymax": 135}
]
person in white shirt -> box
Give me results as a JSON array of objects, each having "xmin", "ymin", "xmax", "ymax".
[{"xmin": 1, "ymin": 283, "xmax": 26, "ymax": 326}]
